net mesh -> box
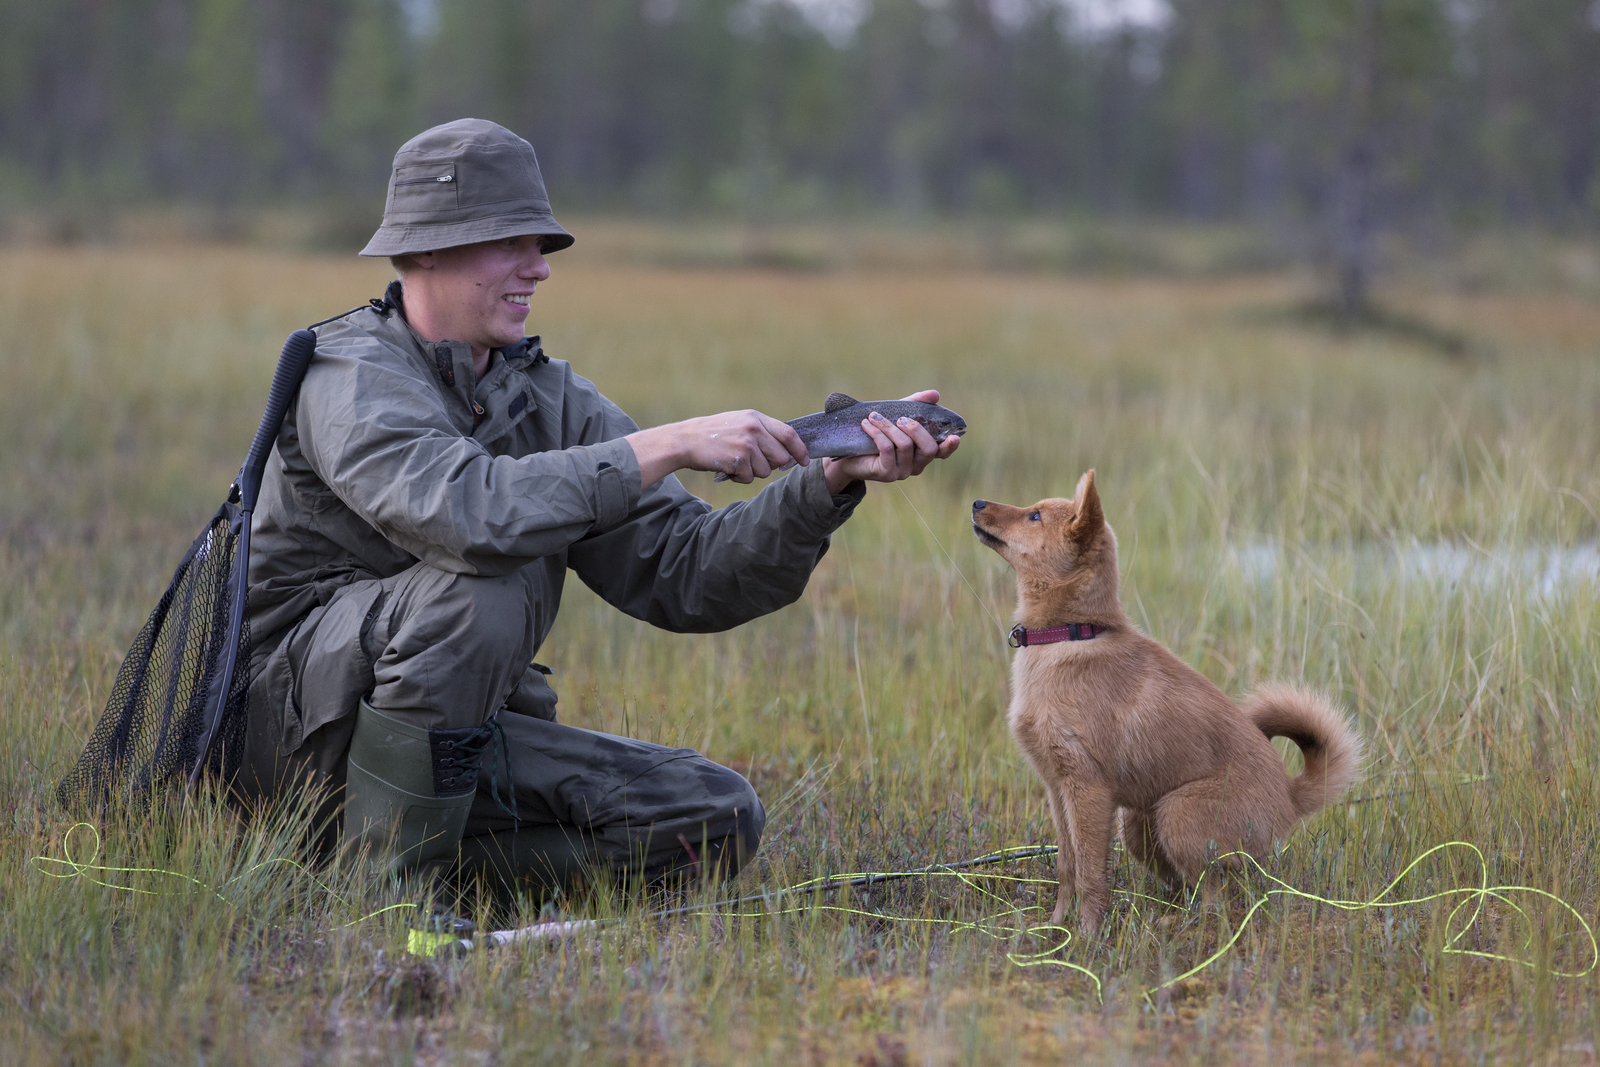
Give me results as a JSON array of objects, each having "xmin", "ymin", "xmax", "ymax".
[{"xmin": 56, "ymin": 503, "xmax": 252, "ymax": 808}]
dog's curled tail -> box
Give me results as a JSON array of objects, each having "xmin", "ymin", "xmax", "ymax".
[{"xmin": 1244, "ymin": 684, "xmax": 1364, "ymax": 818}]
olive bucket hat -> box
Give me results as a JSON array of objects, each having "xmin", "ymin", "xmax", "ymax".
[{"xmin": 359, "ymin": 118, "xmax": 574, "ymax": 257}]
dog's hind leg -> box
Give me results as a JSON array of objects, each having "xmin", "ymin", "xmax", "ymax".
[
  {"xmin": 1119, "ymin": 808, "xmax": 1183, "ymax": 889},
  {"xmin": 1153, "ymin": 775, "xmax": 1281, "ymax": 886},
  {"xmin": 1152, "ymin": 777, "xmax": 1236, "ymax": 885}
]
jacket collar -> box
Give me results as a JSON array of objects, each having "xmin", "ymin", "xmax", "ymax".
[
  {"xmin": 381, "ymin": 280, "xmax": 546, "ymax": 371},
  {"xmin": 374, "ymin": 283, "xmax": 546, "ymax": 445}
]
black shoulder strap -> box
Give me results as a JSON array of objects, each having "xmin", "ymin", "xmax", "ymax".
[
  {"xmin": 306, "ymin": 302, "xmax": 379, "ymax": 330},
  {"xmin": 305, "ymin": 281, "xmax": 402, "ymax": 331}
]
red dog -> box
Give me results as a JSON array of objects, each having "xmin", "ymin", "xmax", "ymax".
[{"xmin": 973, "ymin": 471, "xmax": 1363, "ymax": 933}]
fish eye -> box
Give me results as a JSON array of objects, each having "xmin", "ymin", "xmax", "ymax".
[{"xmin": 1028, "ymin": 511, "xmax": 1041, "ymax": 522}]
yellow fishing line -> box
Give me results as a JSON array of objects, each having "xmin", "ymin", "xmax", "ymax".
[
  {"xmin": 1143, "ymin": 841, "xmax": 1599, "ymax": 1004},
  {"xmin": 30, "ymin": 822, "xmax": 414, "ymax": 928},
  {"xmin": 697, "ymin": 857, "xmax": 1102, "ymax": 992},
  {"xmin": 33, "ymin": 824, "xmax": 1596, "ymax": 1007},
  {"xmin": 663, "ymin": 841, "xmax": 1595, "ymax": 1004}
]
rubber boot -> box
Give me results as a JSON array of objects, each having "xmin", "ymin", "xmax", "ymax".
[{"xmin": 344, "ymin": 698, "xmax": 487, "ymax": 880}]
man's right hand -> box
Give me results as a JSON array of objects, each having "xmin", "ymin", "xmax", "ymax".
[{"xmin": 625, "ymin": 410, "xmax": 811, "ymax": 489}]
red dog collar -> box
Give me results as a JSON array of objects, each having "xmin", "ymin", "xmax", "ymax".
[{"xmin": 1008, "ymin": 622, "xmax": 1102, "ymax": 648}]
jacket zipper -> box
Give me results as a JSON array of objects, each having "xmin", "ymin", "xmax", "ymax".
[{"xmin": 395, "ymin": 175, "xmax": 454, "ymax": 186}]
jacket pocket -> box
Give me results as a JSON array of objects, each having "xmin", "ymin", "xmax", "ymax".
[
  {"xmin": 504, "ymin": 661, "xmax": 559, "ymax": 721},
  {"xmin": 247, "ymin": 637, "xmax": 303, "ymax": 758}
]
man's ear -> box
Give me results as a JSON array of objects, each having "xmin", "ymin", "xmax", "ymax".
[{"xmin": 1071, "ymin": 469, "xmax": 1102, "ymax": 538}]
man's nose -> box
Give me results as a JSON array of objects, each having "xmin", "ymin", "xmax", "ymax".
[{"xmin": 521, "ymin": 250, "xmax": 551, "ymax": 281}]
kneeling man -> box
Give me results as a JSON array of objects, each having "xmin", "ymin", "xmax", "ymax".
[{"xmin": 241, "ymin": 119, "xmax": 958, "ymax": 894}]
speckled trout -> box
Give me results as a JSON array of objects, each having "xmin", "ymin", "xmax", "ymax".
[{"xmin": 714, "ymin": 392, "xmax": 967, "ymax": 481}]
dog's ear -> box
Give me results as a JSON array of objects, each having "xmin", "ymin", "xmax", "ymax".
[{"xmin": 1070, "ymin": 469, "xmax": 1102, "ymax": 539}]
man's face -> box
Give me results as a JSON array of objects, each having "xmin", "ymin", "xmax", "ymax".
[{"xmin": 412, "ymin": 235, "xmax": 551, "ymax": 352}]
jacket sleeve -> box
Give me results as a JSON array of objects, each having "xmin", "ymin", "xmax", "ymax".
[
  {"xmin": 296, "ymin": 329, "xmax": 641, "ymax": 576},
  {"xmin": 567, "ymin": 440, "xmax": 866, "ymax": 634}
]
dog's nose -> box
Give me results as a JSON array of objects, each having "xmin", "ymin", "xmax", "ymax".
[{"xmin": 972, "ymin": 499, "xmax": 987, "ymax": 512}]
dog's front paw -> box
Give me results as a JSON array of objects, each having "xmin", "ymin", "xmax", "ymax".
[{"xmin": 1076, "ymin": 900, "xmax": 1108, "ymax": 937}]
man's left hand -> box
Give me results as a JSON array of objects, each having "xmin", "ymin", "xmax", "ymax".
[{"xmin": 822, "ymin": 390, "xmax": 961, "ymax": 494}]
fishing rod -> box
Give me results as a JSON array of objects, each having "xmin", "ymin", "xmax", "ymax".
[{"xmin": 411, "ymin": 844, "xmax": 1061, "ymax": 955}]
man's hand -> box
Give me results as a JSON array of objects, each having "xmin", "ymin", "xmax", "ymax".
[
  {"xmin": 821, "ymin": 389, "xmax": 960, "ymax": 494},
  {"xmin": 626, "ymin": 410, "xmax": 811, "ymax": 489}
]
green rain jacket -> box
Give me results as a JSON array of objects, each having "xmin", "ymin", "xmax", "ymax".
[{"xmin": 245, "ymin": 283, "xmax": 864, "ymax": 748}]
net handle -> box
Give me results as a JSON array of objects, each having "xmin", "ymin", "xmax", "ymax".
[
  {"xmin": 235, "ymin": 329, "xmax": 317, "ymax": 511},
  {"xmin": 190, "ymin": 328, "xmax": 317, "ymax": 786}
]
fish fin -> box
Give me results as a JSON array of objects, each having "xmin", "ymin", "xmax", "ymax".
[
  {"xmin": 713, "ymin": 472, "xmax": 729, "ymax": 483},
  {"xmin": 824, "ymin": 392, "xmax": 858, "ymax": 413}
]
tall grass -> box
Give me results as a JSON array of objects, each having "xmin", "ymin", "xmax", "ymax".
[{"xmin": 2, "ymin": 233, "xmax": 1598, "ymax": 1064}]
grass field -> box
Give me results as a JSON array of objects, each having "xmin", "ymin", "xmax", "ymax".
[{"xmin": 2, "ymin": 228, "xmax": 1599, "ymax": 1065}]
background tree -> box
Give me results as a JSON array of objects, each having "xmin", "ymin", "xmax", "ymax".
[
  {"xmin": 176, "ymin": 0, "xmax": 271, "ymax": 203},
  {"xmin": 319, "ymin": 0, "xmax": 416, "ymax": 193},
  {"xmin": 0, "ymin": 0, "xmax": 1593, "ymax": 253}
]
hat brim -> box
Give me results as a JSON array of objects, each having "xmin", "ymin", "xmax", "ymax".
[{"xmin": 359, "ymin": 210, "xmax": 575, "ymax": 257}]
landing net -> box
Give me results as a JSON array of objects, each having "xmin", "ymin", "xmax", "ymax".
[{"xmin": 55, "ymin": 503, "xmax": 251, "ymax": 807}]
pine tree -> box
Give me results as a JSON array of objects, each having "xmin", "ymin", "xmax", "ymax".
[
  {"xmin": 319, "ymin": 0, "xmax": 416, "ymax": 194},
  {"xmin": 176, "ymin": 0, "xmax": 269, "ymax": 201}
]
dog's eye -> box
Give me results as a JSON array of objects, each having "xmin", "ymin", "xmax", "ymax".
[{"xmin": 1028, "ymin": 511, "xmax": 1041, "ymax": 522}]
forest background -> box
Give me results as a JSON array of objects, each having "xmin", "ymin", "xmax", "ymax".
[{"xmin": 4, "ymin": 0, "xmax": 1600, "ymax": 306}]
